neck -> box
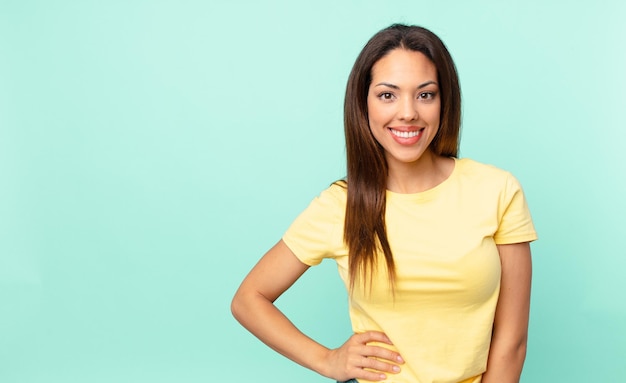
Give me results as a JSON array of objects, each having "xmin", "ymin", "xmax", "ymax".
[{"xmin": 386, "ymin": 151, "xmax": 454, "ymax": 194}]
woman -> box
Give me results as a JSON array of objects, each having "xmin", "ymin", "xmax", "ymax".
[{"xmin": 231, "ymin": 24, "xmax": 536, "ymax": 383}]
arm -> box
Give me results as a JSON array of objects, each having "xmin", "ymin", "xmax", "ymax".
[
  {"xmin": 231, "ymin": 240, "xmax": 404, "ymax": 381},
  {"xmin": 482, "ymin": 242, "xmax": 532, "ymax": 383}
]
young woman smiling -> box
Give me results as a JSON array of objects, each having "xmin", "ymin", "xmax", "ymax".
[{"xmin": 232, "ymin": 24, "xmax": 537, "ymax": 383}]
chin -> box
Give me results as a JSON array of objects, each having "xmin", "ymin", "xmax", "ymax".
[{"xmin": 388, "ymin": 152, "xmax": 430, "ymax": 165}]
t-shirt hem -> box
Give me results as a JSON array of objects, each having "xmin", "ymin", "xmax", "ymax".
[
  {"xmin": 494, "ymin": 232, "xmax": 538, "ymax": 245},
  {"xmin": 281, "ymin": 236, "xmax": 321, "ymax": 266}
]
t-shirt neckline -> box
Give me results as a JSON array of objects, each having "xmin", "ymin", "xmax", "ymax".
[{"xmin": 386, "ymin": 157, "xmax": 461, "ymax": 202}]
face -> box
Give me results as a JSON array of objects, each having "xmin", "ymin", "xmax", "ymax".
[{"xmin": 367, "ymin": 48, "xmax": 441, "ymax": 168}]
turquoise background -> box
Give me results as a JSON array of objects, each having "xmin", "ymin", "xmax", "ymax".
[{"xmin": 1, "ymin": 1, "xmax": 625, "ymax": 382}]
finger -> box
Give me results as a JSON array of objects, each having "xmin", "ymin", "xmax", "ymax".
[
  {"xmin": 362, "ymin": 355, "xmax": 402, "ymax": 374},
  {"xmin": 353, "ymin": 368, "xmax": 389, "ymax": 382},
  {"xmin": 355, "ymin": 331, "xmax": 394, "ymax": 345},
  {"xmin": 362, "ymin": 345, "xmax": 405, "ymax": 365},
  {"xmin": 360, "ymin": 372, "xmax": 388, "ymax": 381}
]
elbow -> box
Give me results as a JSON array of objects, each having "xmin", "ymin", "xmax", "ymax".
[
  {"xmin": 502, "ymin": 334, "xmax": 528, "ymax": 371},
  {"xmin": 483, "ymin": 336, "xmax": 528, "ymax": 383},
  {"xmin": 231, "ymin": 288, "xmax": 261, "ymax": 325},
  {"xmin": 512, "ymin": 332, "xmax": 528, "ymax": 361},
  {"xmin": 516, "ymin": 337, "xmax": 528, "ymax": 364},
  {"xmin": 487, "ymin": 333, "xmax": 528, "ymax": 374},
  {"xmin": 230, "ymin": 291, "xmax": 245, "ymax": 323},
  {"xmin": 498, "ymin": 333, "xmax": 527, "ymax": 366}
]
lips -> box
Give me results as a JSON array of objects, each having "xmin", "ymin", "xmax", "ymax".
[
  {"xmin": 389, "ymin": 127, "xmax": 424, "ymax": 145},
  {"xmin": 390, "ymin": 128, "xmax": 422, "ymax": 138}
]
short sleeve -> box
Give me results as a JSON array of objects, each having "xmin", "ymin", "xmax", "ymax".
[
  {"xmin": 282, "ymin": 184, "xmax": 347, "ymax": 266},
  {"xmin": 494, "ymin": 174, "xmax": 538, "ymax": 245}
]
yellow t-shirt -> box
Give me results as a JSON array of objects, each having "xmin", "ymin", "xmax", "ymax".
[{"xmin": 283, "ymin": 158, "xmax": 537, "ymax": 383}]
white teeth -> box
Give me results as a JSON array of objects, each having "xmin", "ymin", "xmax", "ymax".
[{"xmin": 391, "ymin": 129, "xmax": 421, "ymax": 138}]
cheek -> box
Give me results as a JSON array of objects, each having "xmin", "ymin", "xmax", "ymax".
[
  {"xmin": 367, "ymin": 103, "xmax": 388, "ymax": 127},
  {"xmin": 432, "ymin": 113, "xmax": 441, "ymax": 128},
  {"xmin": 425, "ymin": 103, "xmax": 441, "ymax": 126},
  {"xmin": 366, "ymin": 99, "xmax": 376, "ymax": 124}
]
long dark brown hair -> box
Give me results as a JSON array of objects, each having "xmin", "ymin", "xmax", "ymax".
[{"xmin": 343, "ymin": 24, "xmax": 461, "ymax": 291}]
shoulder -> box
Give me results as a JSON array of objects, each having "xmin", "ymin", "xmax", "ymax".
[
  {"xmin": 282, "ymin": 182, "xmax": 348, "ymax": 264},
  {"xmin": 456, "ymin": 157, "xmax": 522, "ymax": 187},
  {"xmin": 456, "ymin": 157, "xmax": 513, "ymax": 180},
  {"xmin": 454, "ymin": 158, "xmax": 527, "ymax": 202},
  {"xmin": 326, "ymin": 180, "xmax": 348, "ymax": 198},
  {"xmin": 293, "ymin": 181, "xmax": 347, "ymax": 223},
  {"xmin": 314, "ymin": 181, "xmax": 347, "ymax": 207}
]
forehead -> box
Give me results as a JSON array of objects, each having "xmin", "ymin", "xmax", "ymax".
[{"xmin": 371, "ymin": 49, "xmax": 437, "ymax": 82}]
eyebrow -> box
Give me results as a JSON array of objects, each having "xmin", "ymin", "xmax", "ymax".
[{"xmin": 374, "ymin": 80, "xmax": 438, "ymax": 89}]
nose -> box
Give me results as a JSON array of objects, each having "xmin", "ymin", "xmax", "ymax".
[{"xmin": 399, "ymin": 97, "xmax": 418, "ymax": 121}]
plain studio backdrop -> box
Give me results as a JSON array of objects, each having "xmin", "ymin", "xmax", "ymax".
[{"xmin": 1, "ymin": 1, "xmax": 624, "ymax": 382}]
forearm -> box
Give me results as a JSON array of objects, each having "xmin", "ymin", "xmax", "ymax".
[
  {"xmin": 482, "ymin": 242, "xmax": 532, "ymax": 383},
  {"xmin": 231, "ymin": 290, "xmax": 332, "ymax": 377},
  {"xmin": 481, "ymin": 334, "xmax": 527, "ymax": 383}
]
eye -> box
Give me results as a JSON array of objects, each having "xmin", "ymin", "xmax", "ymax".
[
  {"xmin": 377, "ymin": 92, "xmax": 395, "ymax": 101},
  {"xmin": 418, "ymin": 91, "xmax": 437, "ymax": 101}
]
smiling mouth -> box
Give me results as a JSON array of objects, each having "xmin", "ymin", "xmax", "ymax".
[{"xmin": 390, "ymin": 128, "xmax": 423, "ymax": 138}]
